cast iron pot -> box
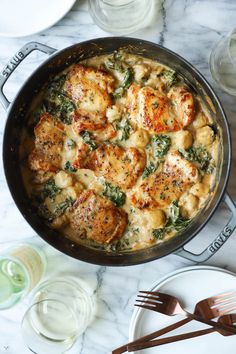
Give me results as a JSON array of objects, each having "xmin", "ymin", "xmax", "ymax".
[{"xmin": 1, "ymin": 38, "xmax": 236, "ymax": 266}]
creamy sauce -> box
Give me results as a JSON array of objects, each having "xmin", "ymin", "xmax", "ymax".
[{"xmin": 20, "ymin": 51, "xmax": 221, "ymax": 252}]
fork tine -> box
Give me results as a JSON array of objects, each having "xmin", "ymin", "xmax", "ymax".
[
  {"xmin": 135, "ymin": 299, "xmax": 161, "ymax": 307},
  {"xmin": 139, "ymin": 290, "xmax": 175, "ymax": 302},
  {"xmin": 137, "ymin": 294, "xmax": 163, "ymax": 303},
  {"xmin": 212, "ymin": 299, "xmax": 236, "ymax": 310},
  {"xmin": 134, "ymin": 304, "xmax": 165, "ymax": 313},
  {"xmin": 216, "ymin": 303, "xmax": 236, "ymax": 316},
  {"xmin": 213, "ymin": 290, "xmax": 236, "ymax": 298},
  {"xmin": 139, "ymin": 291, "xmax": 161, "ymax": 298},
  {"xmin": 213, "ymin": 293, "xmax": 236, "ymax": 305},
  {"xmin": 209, "ymin": 290, "xmax": 236, "ymax": 304}
]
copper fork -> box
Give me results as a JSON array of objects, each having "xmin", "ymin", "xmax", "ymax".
[
  {"xmin": 128, "ymin": 313, "xmax": 236, "ymax": 352},
  {"xmin": 112, "ymin": 290, "xmax": 236, "ymax": 354},
  {"xmin": 135, "ymin": 291, "xmax": 236, "ymax": 334}
]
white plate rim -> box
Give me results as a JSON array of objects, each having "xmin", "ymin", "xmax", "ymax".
[
  {"xmin": 0, "ymin": 0, "xmax": 77, "ymax": 38},
  {"xmin": 129, "ymin": 265, "xmax": 236, "ymax": 342}
]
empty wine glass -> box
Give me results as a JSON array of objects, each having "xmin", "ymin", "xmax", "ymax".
[
  {"xmin": 21, "ymin": 278, "xmax": 96, "ymax": 354},
  {"xmin": 88, "ymin": 0, "xmax": 154, "ymax": 35},
  {"xmin": 209, "ymin": 28, "xmax": 236, "ymax": 95}
]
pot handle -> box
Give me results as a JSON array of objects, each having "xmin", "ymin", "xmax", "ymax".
[
  {"xmin": 0, "ymin": 41, "xmax": 56, "ymax": 110},
  {"xmin": 175, "ymin": 193, "xmax": 236, "ymax": 263}
]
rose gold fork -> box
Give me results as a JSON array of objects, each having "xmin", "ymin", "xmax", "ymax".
[
  {"xmin": 135, "ymin": 291, "xmax": 236, "ymax": 334},
  {"xmin": 112, "ymin": 290, "xmax": 236, "ymax": 354},
  {"xmin": 128, "ymin": 313, "xmax": 236, "ymax": 352}
]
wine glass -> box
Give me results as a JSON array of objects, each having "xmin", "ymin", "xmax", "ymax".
[
  {"xmin": 21, "ymin": 278, "xmax": 96, "ymax": 353},
  {"xmin": 209, "ymin": 28, "xmax": 236, "ymax": 95},
  {"xmin": 88, "ymin": 0, "xmax": 154, "ymax": 35}
]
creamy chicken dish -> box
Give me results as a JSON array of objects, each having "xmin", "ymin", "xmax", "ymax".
[{"xmin": 21, "ymin": 50, "xmax": 220, "ymax": 252}]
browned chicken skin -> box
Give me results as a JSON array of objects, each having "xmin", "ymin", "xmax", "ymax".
[
  {"xmin": 28, "ymin": 113, "xmax": 65, "ymax": 172},
  {"xmin": 87, "ymin": 144, "xmax": 146, "ymax": 190},
  {"xmin": 127, "ymin": 84, "xmax": 195, "ymax": 133},
  {"xmin": 69, "ymin": 190, "xmax": 128, "ymax": 244},
  {"xmin": 131, "ymin": 151, "xmax": 199, "ymax": 209},
  {"xmin": 65, "ymin": 64, "xmax": 114, "ymax": 132}
]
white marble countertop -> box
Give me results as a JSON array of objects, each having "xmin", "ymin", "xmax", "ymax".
[{"xmin": 0, "ymin": 1, "xmax": 236, "ymax": 353}]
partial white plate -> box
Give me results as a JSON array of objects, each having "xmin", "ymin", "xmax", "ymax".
[
  {"xmin": 129, "ymin": 266, "xmax": 236, "ymax": 354},
  {"xmin": 0, "ymin": 0, "xmax": 77, "ymax": 38}
]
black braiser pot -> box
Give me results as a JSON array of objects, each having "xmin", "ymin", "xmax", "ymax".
[{"xmin": 1, "ymin": 38, "xmax": 236, "ymax": 266}]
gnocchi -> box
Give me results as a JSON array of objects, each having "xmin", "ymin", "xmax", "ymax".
[{"xmin": 196, "ymin": 126, "xmax": 215, "ymax": 146}]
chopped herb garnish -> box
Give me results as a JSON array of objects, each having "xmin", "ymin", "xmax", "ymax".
[
  {"xmin": 42, "ymin": 179, "xmax": 61, "ymax": 200},
  {"xmin": 66, "ymin": 139, "xmax": 76, "ymax": 149},
  {"xmin": 152, "ymin": 134, "xmax": 171, "ymax": 158},
  {"xmin": 160, "ymin": 192, "xmax": 166, "ymax": 200},
  {"xmin": 102, "ymin": 181, "xmax": 126, "ymax": 207},
  {"xmin": 80, "ymin": 130, "xmax": 97, "ymax": 150},
  {"xmin": 64, "ymin": 161, "xmax": 77, "ymax": 173},
  {"xmin": 142, "ymin": 161, "xmax": 158, "ymax": 179},
  {"xmin": 179, "ymin": 145, "xmax": 215, "ymax": 174}
]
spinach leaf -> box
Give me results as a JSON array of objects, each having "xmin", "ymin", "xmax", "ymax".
[
  {"xmin": 123, "ymin": 68, "xmax": 134, "ymax": 90},
  {"xmin": 44, "ymin": 91, "xmax": 75, "ymax": 125},
  {"xmin": 38, "ymin": 197, "xmax": 74, "ymax": 222},
  {"xmin": 38, "ymin": 204, "xmax": 54, "ymax": 222},
  {"xmin": 80, "ymin": 131, "xmax": 97, "ymax": 151},
  {"xmin": 54, "ymin": 197, "xmax": 74, "ymax": 216},
  {"xmin": 161, "ymin": 69, "xmax": 177, "ymax": 88},
  {"xmin": 179, "ymin": 145, "xmax": 215, "ymax": 174},
  {"xmin": 169, "ymin": 199, "xmax": 180, "ymax": 223},
  {"xmin": 66, "ymin": 139, "xmax": 76, "ymax": 149},
  {"xmin": 64, "ymin": 161, "xmax": 77, "ymax": 173},
  {"xmin": 43, "ymin": 179, "xmax": 61, "ymax": 200},
  {"xmin": 113, "ymin": 67, "xmax": 134, "ymax": 99},
  {"xmin": 49, "ymin": 74, "xmax": 67, "ymax": 92},
  {"xmin": 153, "ymin": 200, "xmax": 190, "ymax": 239},
  {"xmin": 153, "ymin": 228, "xmax": 165, "ymax": 240},
  {"xmin": 117, "ymin": 119, "xmax": 131, "ymax": 141},
  {"xmin": 113, "ymin": 87, "xmax": 124, "ymax": 99},
  {"xmin": 102, "ymin": 181, "xmax": 126, "ymax": 207},
  {"xmin": 105, "ymin": 50, "xmax": 125, "ymax": 73},
  {"xmin": 142, "ymin": 161, "xmax": 158, "ymax": 179},
  {"xmin": 152, "ymin": 135, "xmax": 171, "ymax": 158},
  {"xmin": 44, "ymin": 75, "xmax": 75, "ymax": 125},
  {"xmin": 106, "ymin": 59, "xmax": 124, "ymax": 73}
]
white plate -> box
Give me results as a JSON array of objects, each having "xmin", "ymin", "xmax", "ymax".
[
  {"xmin": 0, "ymin": 0, "xmax": 77, "ymax": 38},
  {"xmin": 129, "ymin": 266, "xmax": 236, "ymax": 354}
]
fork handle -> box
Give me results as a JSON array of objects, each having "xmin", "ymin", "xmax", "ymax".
[
  {"xmin": 127, "ymin": 327, "xmax": 214, "ymax": 351},
  {"xmin": 187, "ymin": 312, "xmax": 236, "ymax": 334},
  {"xmin": 112, "ymin": 317, "xmax": 192, "ymax": 354}
]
